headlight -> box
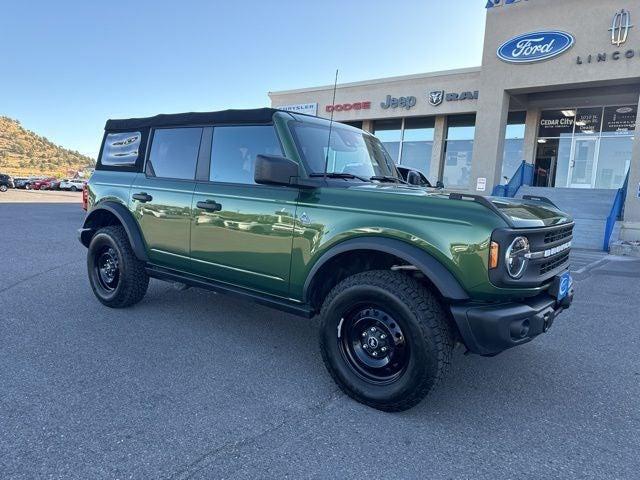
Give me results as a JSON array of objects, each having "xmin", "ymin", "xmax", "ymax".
[{"xmin": 505, "ymin": 236, "xmax": 529, "ymax": 279}]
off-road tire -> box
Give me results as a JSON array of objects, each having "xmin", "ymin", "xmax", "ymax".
[
  {"xmin": 319, "ymin": 270, "xmax": 455, "ymax": 412},
  {"xmin": 87, "ymin": 225, "xmax": 149, "ymax": 308}
]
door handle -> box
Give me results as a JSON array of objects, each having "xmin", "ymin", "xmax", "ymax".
[
  {"xmin": 132, "ymin": 192, "xmax": 153, "ymax": 203},
  {"xmin": 196, "ymin": 199, "xmax": 222, "ymax": 212}
]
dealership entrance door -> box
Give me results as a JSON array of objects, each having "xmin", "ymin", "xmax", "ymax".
[{"xmin": 568, "ymin": 137, "xmax": 599, "ymax": 188}]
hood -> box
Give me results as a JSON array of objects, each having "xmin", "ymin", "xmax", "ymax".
[
  {"xmin": 488, "ymin": 197, "xmax": 572, "ymax": 228},
  {"xmin": 345, "ymin": 183, "xmax": 572, "ymax": 228}
]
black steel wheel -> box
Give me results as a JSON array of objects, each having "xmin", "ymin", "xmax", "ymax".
[
  {"xmin": 339, "ymin": 307, "xmax": 409, "ymax": 384},
  {"xmin": 319, "ymin": 270, "xmax": 455, "ymax": 412},
  {"xmin": 87, "ymin": 225, "xmax": 149, "ymax": 308},
  {"xmin": 95, "ymin": 246, "xmax": 120, "ymax": 292}
]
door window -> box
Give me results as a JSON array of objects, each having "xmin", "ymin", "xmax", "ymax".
[
  {"xmin": 146, "ymin": 128, "xmax": 203, "ymax": 180},
  {"xmin": 209, "ymin": 126, "xmax": 282, "ymax": 184},
  {"xmin": 569, "ymin": 138, "xmax": 598, "ymax": 187}
]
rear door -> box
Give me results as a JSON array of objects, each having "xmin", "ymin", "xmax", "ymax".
[
  {"xmin": 130, "ymin": 127, "xmax": 204, "ymax": 270},
  {"xmin": 190, "ymin": 124, "xmax": 298, "ymax": 298}
]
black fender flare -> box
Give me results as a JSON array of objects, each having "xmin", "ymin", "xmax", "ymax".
[
  {"xmin": 79, "ymin": 201, "xmax": 149, "ymax": 262},
  {"xmin": 303, "ymin": 237, "xmax": 469, "ymax": 302}
]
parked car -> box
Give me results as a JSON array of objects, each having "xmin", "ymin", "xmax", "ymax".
[
  {"xmin": 45, "ymin": 179, "xmax": 62, "ymax": 190},
  {"xmin": 79, "ymin": 108, "xmax": 575, "ymax": 412},
  {"xmin": 395, "ymin": 165, "xmax": 446, "ymax": 189},
  {"xmin": 13, "ymin": 177, "xmax": 30, "ymax": 189},
  {"xmin": 60, "ymin": 178, "xmax": 86, "ymax": 191},
  {"xmin": 29, "ymin": 178, "xmax": 56, "ymax": 190},
  {"xmin": 0, "ymin": 174, "xmax": 14, "ymax": 192}
]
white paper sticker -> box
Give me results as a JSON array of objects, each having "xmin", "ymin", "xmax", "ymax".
[{"xmin": 476, "ymin": 177, "xmax": 487, "ymax": 192}]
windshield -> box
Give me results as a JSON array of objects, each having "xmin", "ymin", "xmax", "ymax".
[{"xmin": 290, "ymin": 122, "xmax": 398, "ymax": 178}]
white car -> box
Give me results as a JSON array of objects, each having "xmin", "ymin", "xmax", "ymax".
[{"xmin": 59, "ymin": 178, "xmax": 86, "ymax": 192}]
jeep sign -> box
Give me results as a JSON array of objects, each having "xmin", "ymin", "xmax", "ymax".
[{"xmin": 380, "ymin": 95, "xmax": 417, "ymax": 110}]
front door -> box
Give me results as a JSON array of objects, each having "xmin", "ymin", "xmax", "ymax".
[
  {"xmin": 568, "ymin": 137, "xmax": 599, "ymax": 188},
  {"xmin": 131, "ymin": 127, "xmax": 203, "ymax": 270},
  {"xmin": 189, "ymin": 124, "xmax": 298, "ymax": 298}
]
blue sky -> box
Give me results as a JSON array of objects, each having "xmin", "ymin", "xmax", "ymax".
[{"xmin": 0, "ymin": 0, "xmax": 486, "ymax": 158}]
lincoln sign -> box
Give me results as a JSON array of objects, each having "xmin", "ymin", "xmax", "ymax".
[{"xmin": 497, "ymin": 31, "xmax": 575, "ymax": 63}]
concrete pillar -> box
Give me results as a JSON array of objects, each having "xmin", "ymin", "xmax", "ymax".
[
  {"xmin": 430, "ymin": 115, "xmax": 447, "ymax": 181},
  {"xmin": 470, "ymin": 89, "xmax": 510, "ymax": 194},
  {"xmin": 620, "ymin": 95, "xmax": 640, "ymax": 241},
  {"xmin": 522, "ymin": 108, "xmax": 541, "ymax": 165}
]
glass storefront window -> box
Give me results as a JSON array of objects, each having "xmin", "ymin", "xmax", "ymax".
[
  {"xmin": 574, "ymin": 107, "xmax": 602, "ymax": 136},
  {"xmin": 400, "ymin": 117, "xmax": 434, "ymax": 173},
  {"xmin": 373, "ymin": 117, "xmax": 434, "ymax": 175},
  {"xmin": 535, "ymin": 105, "xmax": 637, "ymax": 189},
  {"xmin": 373, "ymin": 119, "xmax": 402, "ymax": 163},
  {"xmin": 500, "ymin": 111, "xmax": 526, "ymax": 183},
  {"xmin": 538, "ymin": 110, "xmax": 575, "ymax": 138},
  {"xmin": 602, "ymin": 105, "xmax": 637, "ymax": 135},
  {"xmin": 443, "ymin": 115, "xmax": 475, "ymax": 188},
  {"xmin": 595, "ymin": 136, "xmax": 633, "ymax": 189}
]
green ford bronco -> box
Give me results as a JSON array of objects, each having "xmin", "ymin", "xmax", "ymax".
[{"xmin": 80, "ymin": 108, "xmax": 574, "ymax": 411}]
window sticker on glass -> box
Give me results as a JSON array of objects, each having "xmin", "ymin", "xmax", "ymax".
[{"xmin": 102, "ymin": 132, "xmax": 141, "ymax": 166}]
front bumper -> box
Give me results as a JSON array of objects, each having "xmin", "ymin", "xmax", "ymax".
[{"xmin": 449, "ymin": 288, "xmax": 574, "ymax": 356}]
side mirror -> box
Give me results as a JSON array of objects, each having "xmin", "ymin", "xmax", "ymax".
[
  {"xmin": 406, "ymin": 170, "xmax": 421, "ymax": 186},
  {"xmin": 254, "ymin": 155, "xmax": 299, "ymax": 186},
  {"xmin": 436, "ymin": 180, "xmax": 445, "ymax": 189}
]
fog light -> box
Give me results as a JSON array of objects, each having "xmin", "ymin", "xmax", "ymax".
[{"xmin": 510, "ymin": 319, "xmax": 530, "ymax": 340}]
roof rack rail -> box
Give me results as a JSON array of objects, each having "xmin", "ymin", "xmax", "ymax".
[
  {"xmin": 448, "ymin": 192, "xmax": 514, "ymax": 227},
  {"xmin": 521, "ymin": 194, "xmax": 558, "ymax": 209}
]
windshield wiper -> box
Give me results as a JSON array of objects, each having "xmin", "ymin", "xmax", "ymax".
[
  {"xmin": 370, "ymin": 175, "xmax": 409, "ymax": 185},
  {"xmin": 310, "ymin": 172, "xmax": 370, "ymax": 182}
]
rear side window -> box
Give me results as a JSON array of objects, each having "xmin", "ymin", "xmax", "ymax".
[
  {"xmin": 209, "ymin": 126, "xmax": 282, "ymax": 184},
  {"xmin": 146, "ymin": 127, "xmax": 203, "ymax": 180},
  {"xmin": 101, "ymin": 132, "xmax": 141, "ymax": 167}
]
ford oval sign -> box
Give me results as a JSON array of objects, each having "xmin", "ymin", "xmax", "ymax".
[{"xmin": 497, "ymin": 31, "xmax": 575, "ymax": 64}]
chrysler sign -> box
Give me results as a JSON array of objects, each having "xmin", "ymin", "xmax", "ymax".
[{"xmin": 497, "ymin": 31, "xmax": 575, "ymax": 63}]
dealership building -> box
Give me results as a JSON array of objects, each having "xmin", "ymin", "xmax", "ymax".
[{"xmin": 269, "ymin": 0, "xmax": 640, "ymax": 251}]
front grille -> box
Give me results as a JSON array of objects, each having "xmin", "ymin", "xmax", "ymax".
[
  {"xmin": 540, "ymin": 251, "xmax": 570, "ymax": 275},
  {"xmin": 544, "ymin": 225, "xmax": 573, "ymax": 244}
]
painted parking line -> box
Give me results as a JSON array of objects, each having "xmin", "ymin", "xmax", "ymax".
[{"xmin": 570, "ymin": 249, "xmax": 608, "ymax": 274}]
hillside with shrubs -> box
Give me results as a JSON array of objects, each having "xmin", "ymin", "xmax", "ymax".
[{"xmin": 0, "ymin": 116, "xmax": 95, "ymax": 177}]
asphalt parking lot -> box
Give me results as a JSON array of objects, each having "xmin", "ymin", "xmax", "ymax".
[{"xmin": 1, "ymin": 192, "xmax": 639, "ymax": 479}]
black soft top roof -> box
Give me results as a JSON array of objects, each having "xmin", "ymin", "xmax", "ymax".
[{"xmin": 105, "ymin": 108, "xmax": 283, "ymax": 131}]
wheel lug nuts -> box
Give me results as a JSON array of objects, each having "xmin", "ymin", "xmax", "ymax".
[
  {"xmin": 372, "ymin": 351, "xmax": 378, "ymax": 356},
  {"xmin": 361, "ymin": 332, "xmax": 367, "ymax": 337},
  {"xmin": 370, "ymin": 327, "xmax": 376, "ymax": 332},
  {"xmin": 380, "ymin": 334, "xmax": 386, "ymax": 339},
  {"xmin": 381, "ymin": 347, "xmax": 387, "ymax": 352}
]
